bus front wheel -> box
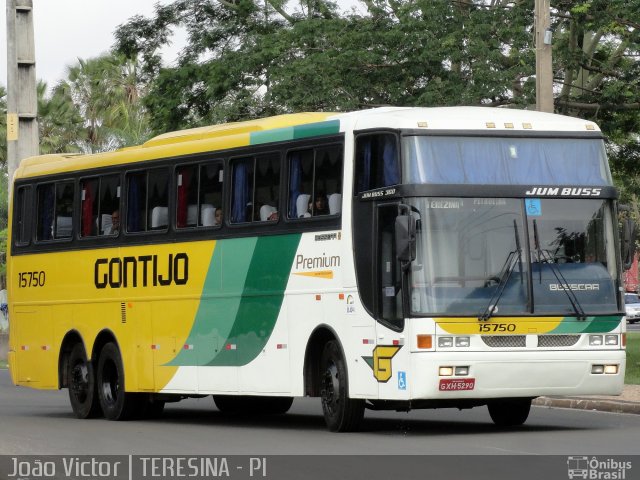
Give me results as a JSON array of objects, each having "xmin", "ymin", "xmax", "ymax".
[
  {"xmin": 320, "ymin": 340, "xmax": 364, "ymax": 432},
  {"xmin": 67, "ymin": 343, "xmax": 101, "ymax": 419},
  {"xmin": 96, "ymin": 342, "xmax": 139, "ymax": 420},
  {"xmin": 487, "ymin": 398, "xmax": 532, "ymax": 427}
]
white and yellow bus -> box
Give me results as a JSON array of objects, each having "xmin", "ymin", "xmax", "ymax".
[{"xmin": 8, "ymin": 107, "xmax": 631, "ymax": 431}]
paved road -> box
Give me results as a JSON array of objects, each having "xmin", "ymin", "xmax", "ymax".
[
  {"xmin": 1, "ymin": 370, "xmax": 639, "ymax": 456},
  {"xmin": 628, "ymin": 322, "xmax": 640, "ymax": 332}
]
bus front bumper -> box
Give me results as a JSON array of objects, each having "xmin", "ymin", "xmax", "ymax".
[{"xmin": 407, "ymin": 349, "xmax": 626, "ymax": 400}]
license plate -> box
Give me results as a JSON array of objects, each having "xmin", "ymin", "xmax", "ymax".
[{"xmin": 439, "ymin": 378, "xmax": 476, "ymax": 391}]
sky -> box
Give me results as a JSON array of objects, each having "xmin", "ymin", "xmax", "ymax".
[{"xmin": 1, "ymin": 0, "xmax": 184, "ymax": 89}]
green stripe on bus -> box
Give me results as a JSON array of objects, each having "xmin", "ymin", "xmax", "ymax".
[
  {"xmin": 250, "ymin": 120, "xmax": 340, "ymax": 145},
  {"xmin": 549, "ymin": 315, "xmax": 622, "ymax": 334},
  {"xmin": 166, "ymin": 237, "xmax": 258, "ymax": 366},
  {"xmin": 206, "ymin": 233, "xmax": 301, "ymax": 366},
  {"xmin": 166, "ymin": 234, "xmax": 301, "ymax": 367}
]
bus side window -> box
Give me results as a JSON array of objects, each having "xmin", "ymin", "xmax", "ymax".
[
  {"xmin": 80, "ymin": 178, "xmax": 99, "ymax": 237},
  {"xmin": 13, "ymin": 186, "xmax": 31, "ymax": 246},
  {"xmin": 176, "ymin": 162, "xmax": 223, "ymax": 228},
  {"xmin": 36, "ymin": 181, "xmax": 74, "ymax": 241},
  {"xmin": 126, "ymin": 168, "xmax": 169, "ymax": 232},
  {"xmin": 255, "ymin": 153, "xmax": 280, "ymax": 222},
  {"xmin": 355, "ymin": 134, "xmax": 399, "ymax": 194},
  {"xmin": 287, "ymin": 144, "xmax": 343, "ymax": 219},
  {"xmin": 81, "ymin": 175, "xmax": 121, "ymax": 237},
  {"xmin": 54, "ymin": 182, "xmax": 74, "ymax": 239},
  {"xmin": 231, "ymin": 153, "xmax": 280, "ymax": 224}
]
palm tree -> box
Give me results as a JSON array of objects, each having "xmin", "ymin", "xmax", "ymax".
[
  {"xmin": 38, "ymin": 80, "xmax": 84, "ymax": 154},
  {"xmin": 61, "ymin": 53, "xmax": 152, "ymax": 153}
]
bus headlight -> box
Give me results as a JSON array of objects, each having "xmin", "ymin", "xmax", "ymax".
[
  {"xmin": 589, "ymin": 335, "xmax": 603, "ymax": 346},
  {"xmin": 605, "ymin": 335, "xmax": 618, "ymax": 346},
  {"xmin": 438, "ymin": 337, "xmax": 453, "ymax": 348},
  {"xmin": 455, "ymin": 337, "xmax": 470, "ymax": 348}
]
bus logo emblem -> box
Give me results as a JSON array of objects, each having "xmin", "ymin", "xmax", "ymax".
[{"xmin": 362, "ymin": 345, "xmax": 402, "ymax": 383}]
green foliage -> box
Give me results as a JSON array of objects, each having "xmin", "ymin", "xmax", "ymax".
[
  {"xmin": 111, "ymin": 0, "xmax": 640, "ymax": 205},
  {"xmin": 627, "ymin": 333, "xmax": 640, "ymax": 385}
]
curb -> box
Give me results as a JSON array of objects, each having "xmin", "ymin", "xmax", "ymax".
[{"xmin": 534, "ymin": 396, "xmax": 640, "ymax": 415}]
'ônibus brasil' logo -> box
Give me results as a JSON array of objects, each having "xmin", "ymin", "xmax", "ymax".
[{"xmin": 362, "ymin": 345, "xmax": 402, "ymax": 383}]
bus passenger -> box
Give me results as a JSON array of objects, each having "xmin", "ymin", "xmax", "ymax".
[
  {"xmin": 309, "ymin": 193, "xmax": 329, "ymax": 216},
  {"xmin": 105, "ymin": 209, "xmax": 119, "ymax": 235},
  {"xmin": 215, "ymin": 207, "xmax": 223, "ymax": 225}
]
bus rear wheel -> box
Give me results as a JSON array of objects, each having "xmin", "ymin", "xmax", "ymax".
[
  {"xmin": 488, "ymin": 398, "xmax": 532, "ymax": 427},
  {"xmin": 96, "ymin": 342, "xmax": 139, "ymax": 420},
  {"xmin": 67, "ymin": 343, "xmax": 101, "ymax": 419},
  {"xmin": 320, "ymin": 340, "xmax": 364, "ymax": 432}
]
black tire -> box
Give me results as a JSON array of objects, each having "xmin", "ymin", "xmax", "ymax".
[
  {"xmin": 96, "ymin": 342, "xmax": 140, "ymax": 420},
  {"xmin": 213, "ymin": 395, "xmax": 245, "ymax": 414},
  {"xmin": 67, "ymin": 343, "xmax": 102, "ymax": 419},
  {"xmin": 320, "ymin": 340, "xmax": 365, "ymax": 432},
  {"xmin": 488, "ymin": 398, "xmax": 532, "ymax": 427},
  {"xmin": 253, "ymin": 396, "xmax": 293, "ymax": 415}
]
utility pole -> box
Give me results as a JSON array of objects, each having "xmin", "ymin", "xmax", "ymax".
[
  {"xmin": 535, "ymin": 0, "xmax": 554, "ymax": 113},
  {"xmin": 6, "ymin": 0, "xmax": 39, "ymax": 195}
]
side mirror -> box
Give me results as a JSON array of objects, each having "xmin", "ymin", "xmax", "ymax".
[
  {"xmin": 395, "ymin": 213, "xmax": 416, "ymax": 266},
  {"xmin": 622, "ymin": 216, "xmax": 637, "ymax": 270}
]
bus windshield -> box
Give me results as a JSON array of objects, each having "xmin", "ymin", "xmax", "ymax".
[
  {"xmin": 402, "ymin": 136, "xmax": 613, "ymax": 186},
  {"xmin": 408, "ymin": 197, "xmax": 618, "ymax": 317}
]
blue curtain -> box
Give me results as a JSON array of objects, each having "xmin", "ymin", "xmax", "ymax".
[
  {"xmin": 404, "ymin": 137, "xmax": 610, "ymax": 185},
  {"xmin": 382, "ymin": 137, "xmax": 399, "ymax": 186},
  {"xmin": 232, "ymin": 161, "xmax": 250, "ymax": 223},
  {"xmin": 288, "ymin": 153, "xmax": 302, "ymax": 218},
  {"xmin": 358, "ymin": 138, "xmax": 372, "ymax": 193}
]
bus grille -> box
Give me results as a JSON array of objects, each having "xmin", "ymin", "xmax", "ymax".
[
  {"xmin": 481, "ymin": 335, "xmax": 526, "ymax": 348},
  {"xmin": 537, "ymin": 334, "xmax": 580, "ymax": 348}
]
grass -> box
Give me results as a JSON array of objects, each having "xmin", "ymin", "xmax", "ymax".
[
  {"xmin": 0, "ymin": 360, "xmax": 7, "ymax": 369},
  {"xmin": 627, "ymin": 332, "xmax": 640, "ymax": 385}
]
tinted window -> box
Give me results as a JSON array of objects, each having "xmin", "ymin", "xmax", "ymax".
[
  {"xmin": 126, "ymin": 168, "xmax": 169, "ymax": 232},
  {"xmin": 36, "ymin": 181, "xmax": 74, "ymax": 241},
  {"xmin": 288, "ymin": 145, "xmax": 343, "ymax": 219},
  {"xmin": 231, "ymin": 153, "xmax": 280, "ymax": 223},
  {"xmin": 355, "ymin": 134, "xmax": 399, "ymax": 194},
  {"xmin": 13, "ymin": 186, "xmax": 31, "ymax": 245},
  {"xmin": 176, "ymin": 162, "xmax": 223, "ymax": 228},
  {"xmin": 80, "ymin": 175, "xmax": 120, "ymax": 237}
]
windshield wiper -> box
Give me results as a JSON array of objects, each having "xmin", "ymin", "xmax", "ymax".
[
  {"xmin": 479, "ymin": 220, "xmax": 523, "ymax": 322},
  {"xmin": 533, "ymin": 219, "xmax": 586, "ymax": 320}
]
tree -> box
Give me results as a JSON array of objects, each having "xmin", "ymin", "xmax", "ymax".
[
  {"xmin": 57, "ymin": 53, "xmax": 152, "ymax": 153},
  {"xmin": 38, "ymin": 80, "xmax": 84, "ymax": 155},
  {"xmin": 113, "ymin": 0, "xmax": 640, "ymax": 202}
]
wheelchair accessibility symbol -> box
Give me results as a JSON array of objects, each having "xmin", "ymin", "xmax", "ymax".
[
  {"xmin": 398, "ymin": 371, "xmax": 407, "ymax": 390},
  {"xmin": 525, "ymin": 199, "xmax": 542, "ymax": 216}
]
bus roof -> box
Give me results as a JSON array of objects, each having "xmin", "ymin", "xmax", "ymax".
[{"xmin": 14, "ymin": 107, "xmax": 601, "ymax": 180}]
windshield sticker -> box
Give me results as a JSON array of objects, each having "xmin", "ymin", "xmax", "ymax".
[
  {"xmin": 473, "ymin": 199, "xmax": 506, "ymax": 206},
  {"xmin": 426, "ymin": 199, "xmax": 463, "ymax": 209},
  {"xmin": 525, "ymin": 199, "xmax": 542, "ymax": 216}
]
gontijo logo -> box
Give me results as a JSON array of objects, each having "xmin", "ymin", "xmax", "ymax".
[
  {"xmin": 362, "ymin": 345, "xmax": 402, "ymax": 383},
  {"xmin": 94, "ymin": 253, "xmax": 189, "ymax": 288}
]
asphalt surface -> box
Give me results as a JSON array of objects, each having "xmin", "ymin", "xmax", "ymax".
[{"xmin": 1, "ymin": 370, "xmax": 640, "ymax": 456}]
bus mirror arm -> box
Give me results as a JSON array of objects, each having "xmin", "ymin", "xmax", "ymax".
[{"xmin": 395, "ymin": 205, "xmax": 417, "ymax": 268}]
